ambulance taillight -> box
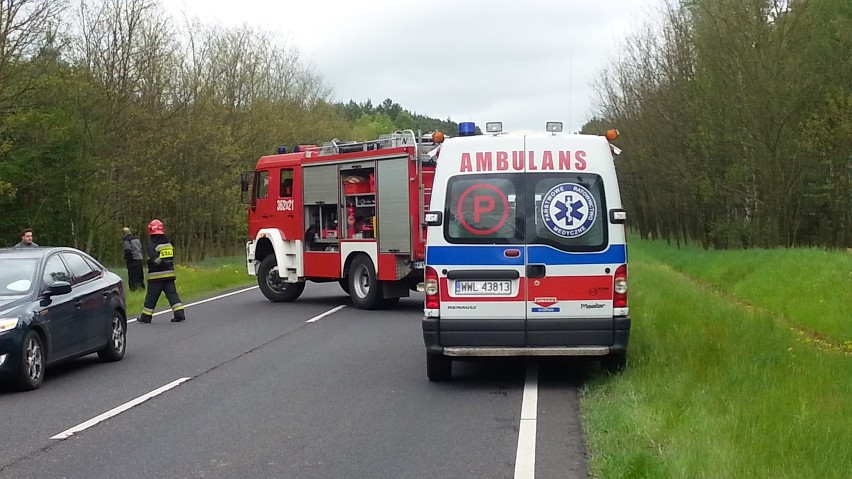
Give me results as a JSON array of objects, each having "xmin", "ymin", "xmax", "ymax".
[
  {"xmin": 613, "ymin": 264, "xmax": 628, "ymax": 308},
  {"xmin": 425, "ymin": 266, "xmax": 440, "ymax": 309}
]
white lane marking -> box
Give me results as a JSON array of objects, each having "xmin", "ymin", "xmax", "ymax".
[
  {"xmin": 128, "ymin": 286, "xmax": 259, "ymax": 323},
  {"xmin": 50, "ymin": 377, "xmax": 191, "ymax": 440},
  {"xmin": 514, "ymin": 362, "xmax": 538, "ymax": 479},
  {"xmin": 306, "ymin": 305, "xmax": 346, "ymax": 323}
]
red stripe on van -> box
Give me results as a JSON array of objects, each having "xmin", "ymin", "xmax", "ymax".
[{"xmin": 529, "ymin": 275, "xmax": 613, "ymax": 301}]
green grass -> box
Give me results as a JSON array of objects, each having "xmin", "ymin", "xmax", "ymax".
[
  {"xmin": 111, "ymin": 256, "xmax": 254, "ymax": 316},
  {"xmin": 582, "ymin": 240, "xmax": 852, "ymax": 478},
  {"xmin": 632, "ymin": 239, "xmax": 851, "ymax": 347}
]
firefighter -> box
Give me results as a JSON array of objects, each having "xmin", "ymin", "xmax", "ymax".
[{"xmin": 137, "ymin": 219, "xmax": 186, "ymax": 323}]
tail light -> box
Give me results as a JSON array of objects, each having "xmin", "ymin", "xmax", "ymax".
[
  {"xmin": 425, "ymin": 266, "xmax": 440, "ymax": 310},
  {"xmin": 613, "ymin": 264, "xmax": 628, "ymax": 308}
]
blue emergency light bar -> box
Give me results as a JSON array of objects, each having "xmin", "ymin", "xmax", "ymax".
[
  {"xmin": 458, "ymin": 122, "xmax": 476, "ymax": 136},
  {"xmin": 277, "ymin": 146, "xmax": 287, "ymax": 154}
]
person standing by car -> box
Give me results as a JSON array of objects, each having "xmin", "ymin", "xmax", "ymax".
[
  {"xmin": 137, "ymin": 219, "xmax": 186, "ymax": 323},
  {"xmin": 13, "ymin": 228, "xmax": 39, "ymax": 248},
  {"xmin": 122, "ymin": 227, "xmax": 145, "ymax": 291}
]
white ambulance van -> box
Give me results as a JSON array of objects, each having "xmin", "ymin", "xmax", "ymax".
[{"xmin": 422, "ymin": 121, "xmax": 630, "ymax": 381}]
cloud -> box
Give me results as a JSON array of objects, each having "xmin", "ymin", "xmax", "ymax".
[{"xmin": 167, "ymin": 0, "xmax": 664, "ymax": 131}]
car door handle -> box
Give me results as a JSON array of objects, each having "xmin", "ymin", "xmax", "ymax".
[{"xmin": 74, "ymin": 301, "xmax": 83, "ymax": 308}]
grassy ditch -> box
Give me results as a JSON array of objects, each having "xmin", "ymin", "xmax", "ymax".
[
  {"xmin": 112, "ymin": 256, "xmax": 254, "ymax": 317},
  {"xmin": 582, "ymin": 240, "xmax": 851, "ymax": 478}
]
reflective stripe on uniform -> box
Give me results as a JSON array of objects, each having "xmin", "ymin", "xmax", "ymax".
[{"xmin": 147, "ymin": 270, "xmax": 175, "ymax": 280}]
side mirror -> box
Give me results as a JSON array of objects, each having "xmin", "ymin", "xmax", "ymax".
[
  {"xmin": 424, "ymin": 211, "xmax": 443, "ymax": 226},
  {"xmin": 240, "ymin": 171, "xmax": 253, "ymax": 192},
  {"xmin": 46, "ymin": 281, "xmax": 72, "ymax": 296}
]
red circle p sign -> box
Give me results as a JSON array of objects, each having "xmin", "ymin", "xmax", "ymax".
[{"xmin": 456, "ymin": 183, "xmax": 509, "ymax": 235}]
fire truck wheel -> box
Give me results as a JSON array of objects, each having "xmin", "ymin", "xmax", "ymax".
[
  {"xmin": 257, "ymin": 254, "xmax": 305, "ymax": 302},
  {"xmin": 338, "ymin": 279, "xmax": 350, "ymax": 295},
  {"xmin": 348, "ymin": 255, "xmax": 382, "ymax": 310},
  {"xmin": 426, "ymin": 352, "xmax": 451, "ymax": 381}
]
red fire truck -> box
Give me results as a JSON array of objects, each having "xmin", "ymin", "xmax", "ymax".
[{"xmin": 243, "ymin": 130, "xmax": 440, "ymax": 309}]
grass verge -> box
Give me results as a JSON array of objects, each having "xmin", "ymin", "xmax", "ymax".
[{"xmin": 582, "ymin": 240, "xmax": 851, "ymax": 478}]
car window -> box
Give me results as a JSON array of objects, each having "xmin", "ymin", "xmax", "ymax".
[
  {"xmin": 61, "ymin": 253, "xmax": 101, "ymax": 283},
  {"xmin": 43, "ymin": 255, "xmax": 72, "ymax": 285},
  {"xmin": 0, "ymin": 258, "xmax": 38, "ymax": 295}
]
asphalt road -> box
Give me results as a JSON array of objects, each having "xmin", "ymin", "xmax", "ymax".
[{"xmin": 0, "ymin": 283, "xmax": 594, "ymax": 479}]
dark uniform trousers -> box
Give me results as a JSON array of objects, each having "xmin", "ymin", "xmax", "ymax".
[{"xmin": 139, "ymin": 279, "xmax": 185, "ymax": 322}]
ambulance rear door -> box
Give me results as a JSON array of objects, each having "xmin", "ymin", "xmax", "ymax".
[
  {"xmin": 522, "ymin": 135, "xmax": 620, "ymax": 347},
  {"xmin": 435, "ymin": 135, "xmax": 527, "ymax": 347}
]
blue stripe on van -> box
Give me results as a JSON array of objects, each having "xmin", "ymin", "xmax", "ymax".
[
  {"xmin": 527, "ymin": 244, "xmax": 627, "ymax": 265},
  {"xmin": 426, "ymin": 244, "xmax": 626, "ymax": 266},
  {"xmin": 426, "ymin": 246, "xmax": 525, "ymax": 266}
]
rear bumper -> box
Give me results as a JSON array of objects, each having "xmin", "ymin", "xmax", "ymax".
[{"xmin": 423, "ymin": 315, "xmax": 631, "ymax": 357}]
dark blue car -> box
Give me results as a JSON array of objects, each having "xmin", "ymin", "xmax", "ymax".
[{"xmin": 0, "ymin": 247, "xmax": 127, "ymax": 390}]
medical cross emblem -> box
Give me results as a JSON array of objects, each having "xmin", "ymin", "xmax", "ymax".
[{"xmin": 540, "ymin": 183, "xmax": 597, "ymax": 238}]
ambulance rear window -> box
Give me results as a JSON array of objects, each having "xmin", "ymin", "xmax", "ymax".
[
  {"xmin": 443, "ymin": 172, "xmax": 608, "ymax": 250},
  {"xmin": 528, "ymin": 173, "xmax": 607, "ymax": 251},
  {"xmin": 445, "ymin": 174, "xmax": 522, "ymax": 244}
]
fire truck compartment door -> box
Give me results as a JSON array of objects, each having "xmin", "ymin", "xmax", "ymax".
[
  {"xmin": 377, "ymin": 156, "xmax": 412, "ymax": 253},
  {"xmin": 303, "ymin": 165, "xmax": 339, "ymax": 204}
]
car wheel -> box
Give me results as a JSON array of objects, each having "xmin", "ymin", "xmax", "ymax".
[
  {"xmin": 603, "ymin": 351, "xmax": 627, "ymax": 374},
  {"xmin": 257, "ymin": 254, "xmax": 305, "ymax": 302},
  {"xmin": 426, "ymin": 352, "xmax": 451, "ymax": 381},
  {"xmin": 18, "ymin": 330, "xmax": 45, "ymax": 390},
  {"xmin": 339, "ymin": 279, "xmax": 350, "ymax": 295},
  {"xmin": 348, "ymin": 255, "xmax": 382, "ymax": 310},
  {"xmin": 98, "ymin": 310, "xmax": 126, "ymax": 362}
]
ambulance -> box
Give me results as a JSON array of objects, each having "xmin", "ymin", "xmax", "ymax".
[{"xmin": 421, "ymin": 122, "xmax": 630, "ymax": 380}]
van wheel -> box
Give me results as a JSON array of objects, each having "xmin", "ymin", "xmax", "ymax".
[
  {"xmin": 258, "ymin": 254, "xmax": 305, "ymax": 302},
  {"xmin": 426, "ymin": 352, "xmax": 451, "ymax": 381},
  {"xmin": 18, "ymin": 330, "xmax": 45, "ymax": 390},
  {"xmin": 348, "ymin": 255, "xmax": 382, "ymax": 309},
  {"xmin": 603, "ymin": 351, "xmax": 627, "ymax": 374}
]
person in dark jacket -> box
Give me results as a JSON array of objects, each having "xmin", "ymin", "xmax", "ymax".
[
  {"xmin": 137, "ymin": 219, "xmax": 186, "ymax": 323},
  {"xmin": 122, "ymin": 227, "xmax": 145, "ymax": 291}
]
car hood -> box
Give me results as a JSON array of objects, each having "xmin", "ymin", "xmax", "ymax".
[{"xmin": 0, "ymin": 296, "xmax": 31, "ymax": 315}]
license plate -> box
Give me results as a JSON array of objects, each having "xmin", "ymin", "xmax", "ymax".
[{"xmin": 454, "ymin": 280, "xmax": 512, "ymax": 296}]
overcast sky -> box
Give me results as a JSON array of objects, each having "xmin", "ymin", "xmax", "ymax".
[{"xmin": 166, "ymin": 0, "xmax": 666, "ymax": 133}]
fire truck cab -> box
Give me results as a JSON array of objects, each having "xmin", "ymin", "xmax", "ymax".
[
  {"xmin": 244, "ymin": 131, "xmax": 437, "ymax": 309},
  {"xmin": 421, "ymin": 122, "xmax": 630, "ymax": 380}
]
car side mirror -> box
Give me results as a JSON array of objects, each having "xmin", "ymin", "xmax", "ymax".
[{"xmin": 46, "ymin": 281, "xmax": 72, "ymax": 296}]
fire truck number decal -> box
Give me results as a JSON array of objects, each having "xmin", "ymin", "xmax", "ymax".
[
  {"xmin": 277, "ymin": 198, "xmax": 294, "ymax": 211},
  {"xmin": 541, "ymin": 182, "xmax": 597, "ymax": 238},
  {"xmin": 457, "ymin": 183, "xmax": 509, "ymax": 235}
]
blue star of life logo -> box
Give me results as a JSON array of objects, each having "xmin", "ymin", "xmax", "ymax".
[{"xmin": 540, "ymin": 183, "xmax": 597, "ymax": 238}]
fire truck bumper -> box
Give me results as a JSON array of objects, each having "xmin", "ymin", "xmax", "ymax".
[{"xmin": 246, "ymin": 241, "xmax": 257, "ymax": 276}]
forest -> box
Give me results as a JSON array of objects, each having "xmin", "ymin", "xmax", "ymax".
[
  {"xmin": 0, "ymin": 0, "xmax": 458, "ymax": 262},
  {"xmin": 1, "ymin": 0, "xmax": 848, "ymax": 264},
  {"xmin": 584, "ymin": 0, "xmax": 849, "ymax": 249}
]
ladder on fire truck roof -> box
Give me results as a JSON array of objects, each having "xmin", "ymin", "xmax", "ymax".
[{"xmin": 319, "ymin": 130, "xmax": 439, "ymax": 162}]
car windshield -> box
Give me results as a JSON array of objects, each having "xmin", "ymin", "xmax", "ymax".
[{"xmin": 0, "ymin": 258, "xmax": 38, "ymax": 295}]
